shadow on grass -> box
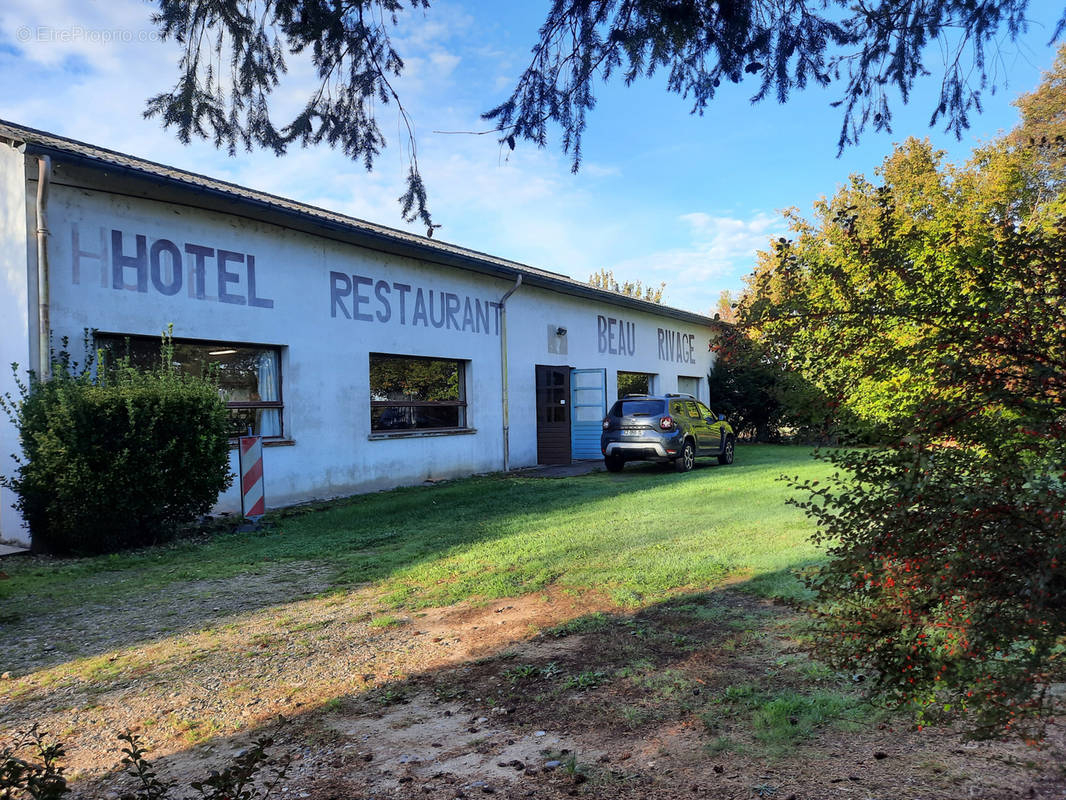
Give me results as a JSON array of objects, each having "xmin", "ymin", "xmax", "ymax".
[{"xmin": 0, "ymin": 446, "xmax": 827, "ymax": 676}]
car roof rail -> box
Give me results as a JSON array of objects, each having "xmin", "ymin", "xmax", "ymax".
[
  {"xmin": 664, "ymin": 393, "xmax": 696, "ymax": 399},
  {"xmin": 621, "ymin": 393, "xmax": 652, "ymax": 398}
]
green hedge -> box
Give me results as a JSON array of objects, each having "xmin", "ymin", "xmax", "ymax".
[{"xmin": 2, "ymin": 336, "xmax": 232, "ymax": 554}]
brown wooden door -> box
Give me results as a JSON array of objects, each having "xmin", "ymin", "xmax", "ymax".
[{"xmin": 535, "ymin": 365, "xmax": 572, "ymax": 464}]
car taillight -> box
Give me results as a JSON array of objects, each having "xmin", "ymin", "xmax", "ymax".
[
  {"xmin": 602, "ymin": 418, "xmax": 610, "ymax": 430},
  {"xmin": 659, "ymin": 416, "xmax": 675, "ymax": 430}
]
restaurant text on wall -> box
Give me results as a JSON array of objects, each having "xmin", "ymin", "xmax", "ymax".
[{"xmin": 329, "ymin": 271, "xmax": 503, "ymax": 335}]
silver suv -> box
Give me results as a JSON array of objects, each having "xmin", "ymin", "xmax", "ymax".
[{"xmin": 600, "ymin": 394, "xmax": 735, "ymax": 473}]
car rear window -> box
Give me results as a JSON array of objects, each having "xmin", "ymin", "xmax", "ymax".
[{"xmin": 611, "ymin": 399, "xmax": 663, "ymax": 417}]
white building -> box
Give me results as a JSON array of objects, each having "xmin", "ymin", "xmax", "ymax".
[{"xmin": 0, "ymin": 121, "xmax": 717, "ymax": 546}]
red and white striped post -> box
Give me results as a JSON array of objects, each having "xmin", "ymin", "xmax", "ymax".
[{"xmin": 238, "ymin": 435, "xmax": 265, "ymax": 520}]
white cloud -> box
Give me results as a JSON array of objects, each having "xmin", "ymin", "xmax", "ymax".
[
  {"xmin": 607, "ymin": 211, "xmax": 786, "ymax": 313},
  {"xmin": 581, "ymin": 162, "xmax": 622, "ymax": 178}
]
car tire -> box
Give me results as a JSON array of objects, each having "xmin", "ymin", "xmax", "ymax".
[
  {"xmin": 674, "ymin": 441, "xmax": 695, "ymax": 472},
  {"xmin": 605, "ymin": 455, "xmax": 625, "ymax": 473},
  {"xmin": 718, "ymin": 436, "xmax": 735, "ymax": 465}
]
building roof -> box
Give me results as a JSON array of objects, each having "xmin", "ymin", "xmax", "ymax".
[{"xmin": 0, "ymin": 119, "xmax": 714, "ymax": 327}]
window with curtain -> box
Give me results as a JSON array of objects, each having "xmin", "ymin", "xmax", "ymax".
[
  {"xmin": 369, "ymin": 353, "xmax": 467, "ymax": 432},
  {"xmin": 94, "ymin": 334, "xmax": 284, "ymax": 439}
]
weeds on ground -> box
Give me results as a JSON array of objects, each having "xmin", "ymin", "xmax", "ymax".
[
  {"xmin": 564, "ymin": 670, "xmax": 609, "ymax": 692},
  {"xmin": 544, "ymin": 612, "xmax": 612, "ymax": 638},
  {"xmin": 502, "ymin": 662, "xmax": 563, "ymax": 685},
  {"xmin": 372, "ymin": 683, "xmax": 410, "ymax": 705},
  {"xmin": 368, "ymin": 615, "xmax": 403, "ymax": 630},
  {"xmin": 701, "ymin": 683, "xmax": 875, "ymax": 755},
  {"xmin": 432, "ymin": 682, "xmax": 465, "ymax": 702},
  {"xmin": 502, "ymin": 663, "xmax": 541, "ymax": 684}
]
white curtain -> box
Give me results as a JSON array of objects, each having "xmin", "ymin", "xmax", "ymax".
[{"xmin": 257, "ymin": 351, "xmax": 282, "ymax": 436}]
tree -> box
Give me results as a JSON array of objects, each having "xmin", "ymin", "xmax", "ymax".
[
  {"xmin": 735, "ymin": 52, "xmax": 1066, "ymax": 738},
  {"xmin": 712, "ymin": 290, "xmax": 738, "ymax": 324},
  {"xmin": 588, "ymin": 268, "xmax": 665, "ymax": 302},
  {"xmin": 147, "ymin": 0, "xmax": 439, "ymax": 234},
  {"xmin": 147, "ymin": 1, "xmax": 1065, "ymax": 233},
  {"xmin": 1006, "ymin": 44, "xmax": 1066, "ymax": 210},
  {"xmin": 707, "ymin": 321, "xmax": 842, "ymax": 443}
]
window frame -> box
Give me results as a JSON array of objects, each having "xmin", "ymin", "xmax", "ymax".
[
  {"xmin": 93, "ymin": 332, "xmax": 286, "ymax": 441},
  {"xmin": 369, "ymin": 352, "xmax": 470, "ymax": 435}
]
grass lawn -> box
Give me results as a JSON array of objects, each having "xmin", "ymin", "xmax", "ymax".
[{"xmin": 0, "ymin": 444, "xmax": 834, "ymax": 614}]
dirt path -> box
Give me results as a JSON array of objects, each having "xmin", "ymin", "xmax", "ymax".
[{"xmin": 2, "ymin": 568, "xmax": 1064, "ymax": 799}]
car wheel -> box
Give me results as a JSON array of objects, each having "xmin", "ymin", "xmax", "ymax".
[
  {"xmin": 718, "ymin": 437, "xmax": 735, "ymax": 465},
  {"xmin": 674, "ymin": 441, "xmax": 695, "ymax": 472},
  {"xmin": 605, "ymin": 455, "xmax": 625, "ymax": 473}
]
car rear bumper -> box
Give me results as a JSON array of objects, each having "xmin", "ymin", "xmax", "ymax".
[{"xmin": 603, "ymin": 441, "xmax": 672, "ymax": 459}]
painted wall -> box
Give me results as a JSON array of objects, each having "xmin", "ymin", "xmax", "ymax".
[
  {"xmin": 3, "ymin": 173, "xmax": 715, "ymax": 543},
  {"xmin": 0, "ymin": 149, "xmax": 30, "ymax": 544},
  {"xmin": 504, "ymin": 285, "xmax": 716, "ymax": 467}
]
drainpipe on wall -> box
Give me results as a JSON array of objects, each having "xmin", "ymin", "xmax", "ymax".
[
  {"xmin": 498, "ymin": 274, "xmax": 523, "ymax": 472},
  {"xmin": 34, "ymin": 155, "xmax": 52, "ymax": 381}
]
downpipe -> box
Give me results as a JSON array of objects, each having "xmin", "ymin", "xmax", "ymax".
[
  {"xmin": 499, "ymin": 275, "xmax": 523, "ymax": 472},
  {"xmin": 35, "ymin": 155, "xmax": 52, "ymax": 381}
]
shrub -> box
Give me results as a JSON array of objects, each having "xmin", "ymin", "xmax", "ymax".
[
  {"xmin": 0, "ymin": 726, "xmax": 67, "ymax": 800},
  {"xmin": 1, "ymin": 332, "xmax": 232, "ymax": 555},
  {"xmin": 0, "ymin": 727, "xmax": 288, "ymax": 799},
  {"xmin": 793, "ymin": 443, "xmax": 1066, "ymax": 740}
]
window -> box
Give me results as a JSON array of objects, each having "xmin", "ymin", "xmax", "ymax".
[
  {"xmin": 612, "ymin": 398, "xmax": 665, "ymax": 417},
  {"xmin": 370, "ymin": 354, "xmax": 467, "ymax": 432},
  {"xmin": 617, "ymin": 371, "xmax": 654, "ymax": 398},
  {"xmin": 678, "ymin": 375, "xmax": 701, "ymax": 400},
  {"xmin": 95, "ymin": 334, "xmax": 284, "ymax": 439}
]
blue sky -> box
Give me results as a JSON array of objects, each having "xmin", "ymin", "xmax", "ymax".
[{"xmin": 0, "ymin": 0, "xmax": 1061, "ymax": 314}]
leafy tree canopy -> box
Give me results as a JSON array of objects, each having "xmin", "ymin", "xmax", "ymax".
[{"xmin": 146, "ymin": 0, "xmax": 1065, "ymax": 233}]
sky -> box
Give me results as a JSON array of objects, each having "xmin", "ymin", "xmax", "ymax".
[{"xmin": 0, "ymin": 1, "xmax": 1062, "ymax": 315}]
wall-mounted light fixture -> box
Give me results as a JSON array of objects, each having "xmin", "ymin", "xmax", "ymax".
[{"xmin": 555, "ymin": 327, "xmax": 567, "ymax": 336}]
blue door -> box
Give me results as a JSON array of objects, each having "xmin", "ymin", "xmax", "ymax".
[{"xmin": 570, "ymin": 368, "xmax": 607, "ymax": 460}]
